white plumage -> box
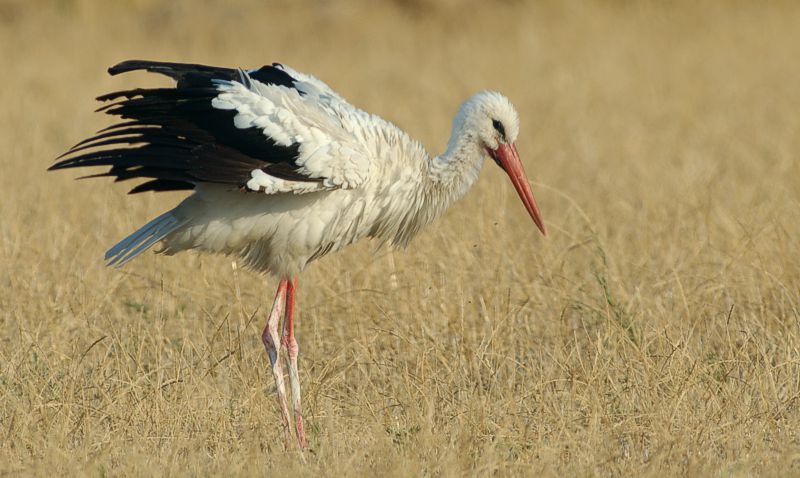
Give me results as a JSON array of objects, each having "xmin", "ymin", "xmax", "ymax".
[{"xmin": 52, "ymin": 60, "xmax": 546, "ymax": 449}]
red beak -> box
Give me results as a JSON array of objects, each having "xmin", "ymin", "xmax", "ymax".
[{"xmin": 489, "ymin": 143, "xmax": 546, "ymax": 236}]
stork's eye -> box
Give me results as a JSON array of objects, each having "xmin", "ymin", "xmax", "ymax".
[{"xmin": 492, "ymin": 119, "xmax": 506, "ymax": 140}]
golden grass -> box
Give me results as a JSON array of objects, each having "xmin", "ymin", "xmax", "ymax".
[{"xmin": 2, "ymin": 0, "xmax": 800, "ymax": 475}]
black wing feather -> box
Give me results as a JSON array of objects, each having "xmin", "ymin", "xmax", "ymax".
[
  {"xmin": 128, "ymin": 179, "xmax": 195, "ymax": 194},
  {"xmin": 51, "ymin": 60, "xmax": 320, "ymax": 194},
  {"xmin": 106, "ymin": 59, "xmax": 298, "ymax": 90}
]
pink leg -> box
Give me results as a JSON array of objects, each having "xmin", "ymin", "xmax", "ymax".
[
  {"xmin": 282, "ymin": 277, "xmax": 307, "ymax": 449},
  {"xmin": 261, "ymin": 279, "xmax": 292, "ymax": 446}
]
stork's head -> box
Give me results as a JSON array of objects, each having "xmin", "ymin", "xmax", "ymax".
[{"xmin": 458, "ymin": 91, "xmax": 546, "ymax": 236}]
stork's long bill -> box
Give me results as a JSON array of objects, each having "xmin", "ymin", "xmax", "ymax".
[{"xmin": 489, "ymin": 143, "xmax": 547, "ymax": 236}]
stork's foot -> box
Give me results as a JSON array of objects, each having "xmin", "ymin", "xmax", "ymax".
[{"xmin": 294, "ymin": 411, "xmax": 308, "ymax": 450}]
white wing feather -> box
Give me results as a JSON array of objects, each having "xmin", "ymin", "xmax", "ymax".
[
  {"xmin": 271, "ymin": 64, "xmax": 349, "ymax": 105},
  {"xmin": 210, "ymin": 73, "xmax": 371, "ymax": 194}
]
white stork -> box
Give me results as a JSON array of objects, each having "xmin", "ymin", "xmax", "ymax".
[{"xmin": 51, "ymin": 60, "xmax": 547, "ymax": 449}]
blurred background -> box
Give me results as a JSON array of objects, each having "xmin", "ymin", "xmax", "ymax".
[{"xmin": 2, "ymin": 1, "xmax": 800, "ymax": 475}]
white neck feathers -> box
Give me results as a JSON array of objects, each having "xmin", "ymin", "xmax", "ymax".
[{"xmin": 429, "ymin": 107, "xmax": 486, "ymax": 203}]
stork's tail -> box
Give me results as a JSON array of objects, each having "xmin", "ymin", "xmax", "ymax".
[{"xmin": 105, "ymin": 211, "xmax": 187, "ymax": 267}]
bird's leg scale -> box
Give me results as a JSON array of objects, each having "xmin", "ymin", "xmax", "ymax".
[
  {"xmin": 282, "ymin": 277, "xmax": 307, "ymax": 449},
  {"xmin": 261, "ymin": 278, "xmax": 292, "ymax": 446}
]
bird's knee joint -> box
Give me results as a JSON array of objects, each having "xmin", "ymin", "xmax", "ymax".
[
  {"xmin": 262, "ymin": 329, "xmax": 278, "ymax": 349},
  {"xmin": 284, "ymin": 338, "xmax": 299, "ymax": 359}
]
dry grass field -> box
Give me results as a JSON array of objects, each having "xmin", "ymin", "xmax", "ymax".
[{"xmin": 2, "ymin": 0, "xmax": 800, "ymax": 475}]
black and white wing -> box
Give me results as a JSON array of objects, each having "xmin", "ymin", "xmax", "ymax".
[{"xmin": 50, "ymin": 60, "xmax": 371, "ymax": 195}]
